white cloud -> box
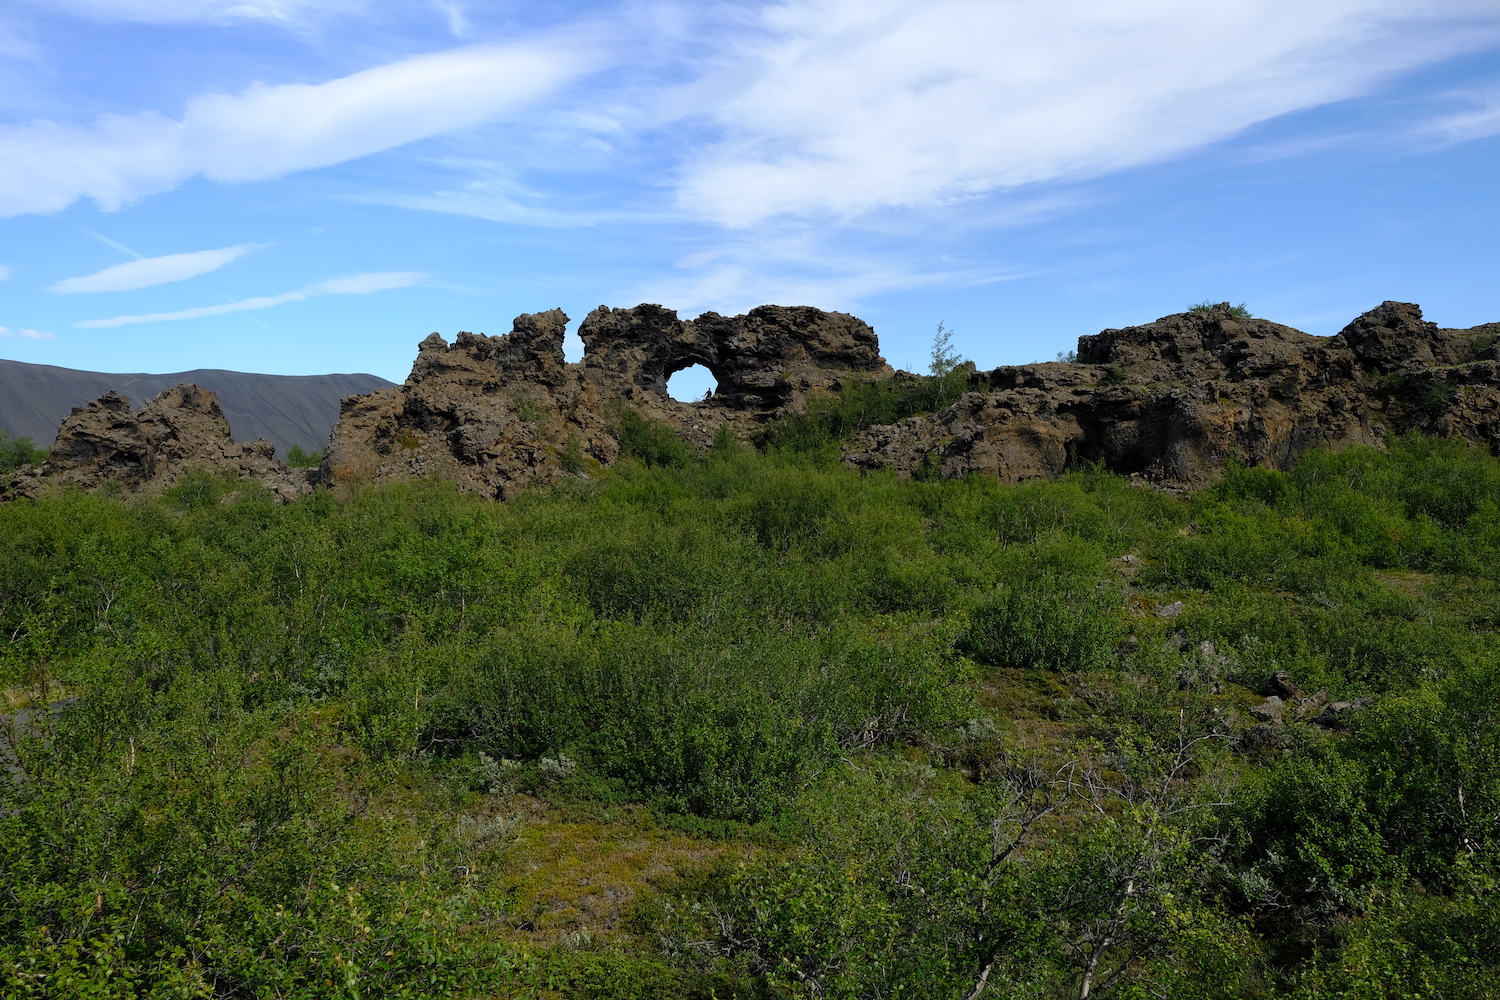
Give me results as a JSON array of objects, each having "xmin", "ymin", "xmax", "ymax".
[
  {"xmin": 625, "ymin": 218, "xmax": 1029, "ymax": 319},
  {"xmin": 674, "ymin": 0, "xmax": 1500, "ymax": 226},
  {"xmin": 75, "ymin": 271, "xmax": 425, "ymax": 327},
  {"xmin": 0, "ymin": 326, "xmax": 54, "ymax": 340},
  {"xmin": 1418, "ymin": 83, "xmax": 1500, "ymax": 143},
  {"xmin": 0, "ymin": 41, "xmax": 597, "ymax": 216},
  {"xmin": 49, "ymin": 244, "xmax": 264, "ymax": 293},
  {"xmin": 433, "ymin": 0, "xmax": 472, "ymax": 38},
  {"xmin": 675, "ymin": 250, "xmax": 723, "ymax": 269},
  {"xmin": 25, "ymin": 0, "xmax": 365, "ymax": 26},
  {"xmin": 0, "ymin": 265, "xmax": 10, "ymax": 280}
]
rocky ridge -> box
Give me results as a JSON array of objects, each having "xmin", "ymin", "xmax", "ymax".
[
  {"xmin": 845, "ymin": 300, "xmax": 1500, "ymax": 484},
  {"xmin": 5, "ymin": 300, "xmax": 1497, "ymax": 503}
]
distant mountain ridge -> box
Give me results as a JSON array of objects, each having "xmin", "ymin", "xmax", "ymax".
[{"xmin": 0, "ymin": 359, "xmax": 394, "ymax": 458}]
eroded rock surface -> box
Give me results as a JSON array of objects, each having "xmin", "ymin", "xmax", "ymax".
[
  {"xmin": 323, "ymin": 304, "xmax": 891, "ymax": 499},
  {"xmin": 3, "ymin": 384, "xmax": 309, "ymax": 502},
  {"xmin": 845, "ymin": 301, "xmax": 1500, "ymax": 485},
  {"xmin": 12, "ymin": 300, "xmax": 1495, "ymax": 505}
]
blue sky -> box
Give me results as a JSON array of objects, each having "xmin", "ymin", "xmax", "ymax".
[{"xmin": 2, "ymin": 1, "xmax": 1498, "ymax": 402}]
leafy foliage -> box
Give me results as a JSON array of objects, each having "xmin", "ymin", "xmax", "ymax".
[
  {"xmin": 753, "ymin": 369, "xmax": 972, "ymax": 454},
  {"xmin": 929, "ymin": 320, "xmax": 966, "ymax": 376},
  {"xmin": 0, "ymin": 428, "xmax": 1496, "ymax": 995},
  {"xmin": 1190, "ymin": 301, "xmax": 1254, "ymax": 318},
  {"xmin": 0, "ymin": 428, "xmax": 47, "ymax": 473},
  {"xmin": 285, "ymin": 443, "xmax": 323, "ymax": 467}
]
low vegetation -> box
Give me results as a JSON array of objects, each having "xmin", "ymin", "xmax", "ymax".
[
  {"xmin": 0, "ymin": 429, "xmax": 47, "ymax": 474},
  {"xmin": 2, "ymin": 392, "xmax": 1497, "ymax": 997},
  {"xmin": 285, "ymin": 445, "xmax": 324, "ymax": 468},
  {"xmin": 1190, "ymin": 301, "xmax": 1253, "ymax": 318}
]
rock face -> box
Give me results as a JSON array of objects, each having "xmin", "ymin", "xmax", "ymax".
[
  {"xmin": 11, "ymin": 300, "xmax": 1495, "ymax": 505},
  {"xmin": 845, "ymin": 302, "xmax": 1500, "ymax": 485},
  {"xmin": 323, "ymin": 304, "xmax": 891, "ymax": 499},
  {"xmin": 3, "ymin": 384, "xmax": 309, "ymax": 502}
]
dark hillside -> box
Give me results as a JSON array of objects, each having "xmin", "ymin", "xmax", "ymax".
[{"xmin": 0, "ymin": 358, "xmax": 392, "ymax": 456}]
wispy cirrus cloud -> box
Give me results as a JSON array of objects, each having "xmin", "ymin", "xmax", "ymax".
[
  {"xmin": 0, "ymin": 39, "xmax": 601, "ymax": 217},
  {"xmin": 1417, "ymin": 81, "xmax": 1500, "ymax": 143},
  {"xmin": 75, "ymin": 270, "xmax": 425, "ymax": 328},
  {"xmin": 432, "ymin": 0, "xmax": 472, "ymax": 38},
  {"xmin": 671, "ymin": 0, "xmax": 1500, "ymax": 226},
  {"xmin": 49, "ymin": 244, "xmax": 265, "ymax": 293},
  {"xmin": 0, "ymin": 325, "xmax": 54, "ymax": 340},
  {"xmin": 0, "ymin": 265, "xmax": 11, "ymax": 280},
  {"xmin": 19, "ymin": 0, "xmax": 366, "ymax": 27}
]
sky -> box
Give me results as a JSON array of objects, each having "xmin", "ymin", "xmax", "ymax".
[{"xmin": 1, "ymin": 1, "xmax": 1498, "ymax": 402}]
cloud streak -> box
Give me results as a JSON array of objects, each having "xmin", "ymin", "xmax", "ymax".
[
  {"xmin": 0, "ymin": 40, "xmax": 599, "ymax": 216},
  {"xmin": 673, "ymin": 0, "xmax": 1500, "ymax": 225},
  {"xmin": 1418, "ymin": 82, "xmax": 1500, "ymax": 143},
  {"xmin": 0, "ymin": 325, "xmax": 54, "ymax": 340},
  {"xmin": 5, "ymin": 0, "xmax": 1499, "ymax": 253},
  {"xmin": 75, "ymin": 270, "xmax": 425, "ymax": 327},
  {"xmin": 49, "ymin": 244, "xmax": 264, "ymax": 293},
  {"xmin": 23, "ymin": 0, "xmax": 366, "ymax": 27}
]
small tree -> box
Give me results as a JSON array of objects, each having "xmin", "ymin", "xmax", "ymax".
[
  {"xmin": 0, "ymin": 430, "xmax": 46, "ymax": 474},
  {"xmin": 930, "ymin": 321, "xmax": 966, "ymax": 377}
]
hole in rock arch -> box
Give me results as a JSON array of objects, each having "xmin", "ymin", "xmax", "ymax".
[{"xmin": 667, "ymin": 364, "xmax": 719, "ymax": 402}]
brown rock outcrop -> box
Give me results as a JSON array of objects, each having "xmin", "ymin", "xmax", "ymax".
[
  {"xmin": 16, "ymin": 299, "xmax": 1491, "ymax": 506},
  {"xmin": 323, "ymin": 303, "xmax": 890, "ymax": 499},
  {"xmin": 845, "ymin": 301, "xmax": 1500, "ymax": 485},
  {"xmin": 3, "ymin": 384, "xmax": 309, "ymax": 502}
]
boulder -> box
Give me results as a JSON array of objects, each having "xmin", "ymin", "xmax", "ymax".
[
  {"xmin": 1268, "ymin": 670, "xmax": 1304, "ymax": 701},
  {"xmin": 1248, "ymin": 696, "xmax": 1284, "ymax": 724},
  {"xmin": 1293, "ymin": 690, "xmax": 1330, "ymax": 718},
  {"xmin": 1240, "ymin": 724, "xmax": 1293, "ymax": 754},
  {"xmin": 1314, "ymin": 697, "xmax": 1377, "ymax": 731}
]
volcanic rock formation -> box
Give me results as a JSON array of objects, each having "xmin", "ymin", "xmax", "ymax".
[
  {"xmin": 7, "ymin": 300, "xmax": 1497, "ymax": 505},
  {"xmin": 2, "ymin": 384, "xmax": 310, "ymax": 502},
  {"xmin": 323, "ymin": 304, "xmax": 891, "ymax": 499},
  {"xmin": 844, "ymin": 301, "xmax": 1500, "ymax": 484}
]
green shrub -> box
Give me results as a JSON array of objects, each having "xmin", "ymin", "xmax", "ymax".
[
  {"xmin": 610, "ymin": 404, "xmax": 695, "ymax": 467},
  {"xmin": 753, "ymin": 369, "xmax": 970, "ymax": 454},
  {"xmin": 959, "ymin": 584, "xmax": 1121, "ymax": 672},
  {"xmin": 0, "ymin": 429, "xmax": 46, "ymax": 473},
  {"xmin": 1189, "ymin": 300, "xmax": 1253, "ymax": 318},
  {"xmin": 284, "ymin": 444, "xmax": 323, "ymax": 467},
  {"xmin": 0, "ymin": 422, "xmax": 1497, "ymax": 995}
]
